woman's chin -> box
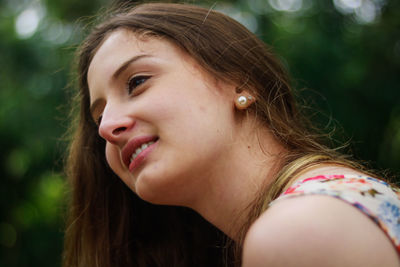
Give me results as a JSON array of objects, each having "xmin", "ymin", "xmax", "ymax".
[
  {"xmin": 135, "ymin": 171, "xmax": 193, "ymax": 206},
  {"xmin": 134, "ymin": 172, "xmax": 174, "ymax": 205}
]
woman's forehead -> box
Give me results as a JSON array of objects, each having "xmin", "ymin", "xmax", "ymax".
[
  {"xmin": 86, "ymin": 28, "xmax": 217, "ymax": 102},
  {"xmin": 87, "ymin": 29, "xmax": 191, "ymax": 80}
]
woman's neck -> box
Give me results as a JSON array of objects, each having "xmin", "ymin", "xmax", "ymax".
[{"xmin": 189, "ymin": 125, "xmax": 287, "ymax": 240}]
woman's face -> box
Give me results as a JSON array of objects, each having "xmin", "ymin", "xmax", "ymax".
[{"xmin": 87, "ymin": 29, "xmax": 239, "ymax": 205}]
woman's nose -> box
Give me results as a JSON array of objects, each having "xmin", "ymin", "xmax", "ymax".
[{"xmin": 98, "ymin": 107, "xmax": 135, "ymax": 145}]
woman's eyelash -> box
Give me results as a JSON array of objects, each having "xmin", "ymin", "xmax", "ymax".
[{"xmin": 127, "ymin": 75, "xmax": 151, "ymax": 94}]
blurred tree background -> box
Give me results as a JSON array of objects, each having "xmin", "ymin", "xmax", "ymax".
[{"xmin": 0, "ymin": 0, "xmax": 399, "ymax": 266}]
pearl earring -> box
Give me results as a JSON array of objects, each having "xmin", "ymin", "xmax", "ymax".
[
  {"xmin": 238, "ymin": 95, "xmax": 247, "ymax": 105},
  {"xmin": 235, "ymin": 95, "xmax": 254, "ymax": 110}
]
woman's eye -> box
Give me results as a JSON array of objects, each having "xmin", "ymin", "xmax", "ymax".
[{"xmin": 127, "ymin": 75, "xmax": 150, "ymax": 94}]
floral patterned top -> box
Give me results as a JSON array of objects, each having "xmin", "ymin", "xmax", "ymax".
[{"xmin": 270, "ymin": 174, "xmax": 400, "ymax": 254}]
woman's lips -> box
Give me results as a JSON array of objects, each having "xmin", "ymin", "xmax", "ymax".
[
  {"xmin": 128, "ymin": 141, "xmax": 158, "ymax": 171},
  {"xmin": 121, "ymin": 135, "xmax": 158, "ymax": 171}
]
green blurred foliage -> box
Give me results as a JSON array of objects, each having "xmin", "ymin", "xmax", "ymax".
[{"xmin": 0, "ymin": 0, "xmax": 399, "ymax": 266}]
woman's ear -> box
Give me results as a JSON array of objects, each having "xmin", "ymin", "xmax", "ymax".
[{"xmin": 234, "ymin": 91, "xmax": 256, "ymax": 110}]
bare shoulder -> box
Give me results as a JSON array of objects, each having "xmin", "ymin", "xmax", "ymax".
[{"xmin": 242, "ymin": 195, "xmax": 400, "ymax": 267}]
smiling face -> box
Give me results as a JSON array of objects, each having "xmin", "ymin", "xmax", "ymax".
[{"xmin": 87, "ymin": 29, "xmax": 241, "ymax": 205}]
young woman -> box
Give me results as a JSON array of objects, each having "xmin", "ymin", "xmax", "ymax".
[{"xmin": 63, "ymin": 3, "xmax": 400, "ymax": 267}]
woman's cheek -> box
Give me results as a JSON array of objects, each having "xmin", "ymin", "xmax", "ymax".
[
  {"xmin": 105, "ymin": 143, "xmax": 137, "ymax": 191},
  {"xmin": 105, "ymin": 143, "xmax": 124, "ymax": 177}
]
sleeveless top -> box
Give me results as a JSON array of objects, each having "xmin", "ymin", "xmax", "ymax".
[{"xmin": 270, "ymin": 174, "xmax": 400, "ymax": 254}]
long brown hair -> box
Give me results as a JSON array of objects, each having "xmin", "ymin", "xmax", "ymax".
[{"xmin": 63, "ymin": 3, "xmax": 368, "ymax": 266}]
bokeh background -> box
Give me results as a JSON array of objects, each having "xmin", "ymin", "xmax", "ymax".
[{"xmin": 0, "ymin": 0, "xmax": 399, "ymax": 266}]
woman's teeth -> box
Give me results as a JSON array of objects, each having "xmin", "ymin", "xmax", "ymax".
[{"xmin": 130, "ymin": 141, "xmax": 155, "ymax": 163}]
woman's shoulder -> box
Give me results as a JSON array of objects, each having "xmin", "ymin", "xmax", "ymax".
[
  {"xmin": 242, "ymin": 166, "xmax": 400, "ymax": 267},
  {"xmin": 243, "ymin": 195, "xmax": 400, "ymax": 267},
  {"xmin": 243, "ymin": 194, "xmax": 400, "ymax": 267}
]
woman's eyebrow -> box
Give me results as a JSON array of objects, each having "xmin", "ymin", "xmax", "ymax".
[{"xmin": 112, "ymin": 54, "xmax": 152, "ymax": 80}]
